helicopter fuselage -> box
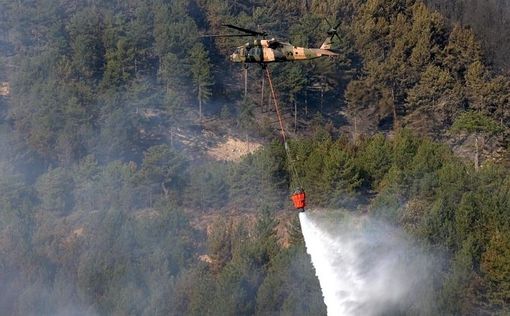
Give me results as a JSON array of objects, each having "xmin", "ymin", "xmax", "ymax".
[{"xmin": 229, "ymin": 39, "xmax": 337, "ymax": 64}]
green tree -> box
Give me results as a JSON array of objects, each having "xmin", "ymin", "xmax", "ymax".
[
  {"xmin": 66, "ymin": 8, "xmax": 105, "ymax": 80},
  {"xmin": 356, "ymin": 133, "xmax": 393, "ymax": 189},
  {"xmin": 443, "ymin": 24, "xmax": 483, "ymax": 79},
  {"xmin": 102, "ymin": 36, "xmax": 136, "ymax": 87},
  {"xmin": 451, "ymin": 111, "xmax": 504, "ymax": 170},
  {"xmin": 36, "ymin": 167, "xmax": 74, "ymax": 213},
  {"xmin": 72, "ymin": 155, "xmax": 100, "ymax": 211},
  {"xmin": 238, "ymin": 98, "xmax": 256, "ymax": 132},
  {"xmin": 287, "ymin": 65, "xmax": 307, "ymax": 131},
  {"xmin": 345, "ymin": 78, "xmax": 384, "ymax": 136},
  {"xmin": 406, "ymin": 65, "xmax": 464, "ymax": 135},
  {"xmin": 186, "ymin": 163, "xmax": 229, "ymax": 211},
  {"xmin": 96, "ymin": 106, "xmax": 141, "ymax": 162},
  {"xmin": 480, "ymin": 231, "xmax": 510, "ymax": 312},
  {"xmin": 228, "ymin": 140, "xmax": 288, "ymax": 209},
  {"xmin": 94, "ymin": 160, "xmax": 141, "ymax": 211},
  {"xmin": 190, "ymin": 43, "xmax": 214, "ymax": 121},
  {"xmin": 140, "ymin": 144, "xmax": 188, "ymax": 198},
  {"xmin": 440, "ymin": 238, "xmax": 478, "ymax": 314},
  {"xmin": 255, "ymin": 245, "xmax": 327, "ymax": 316}
]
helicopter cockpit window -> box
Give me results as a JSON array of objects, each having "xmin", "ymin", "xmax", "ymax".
[{"xmin": 268, "ymin": 41, "xmax": 283, "ymax": 49}]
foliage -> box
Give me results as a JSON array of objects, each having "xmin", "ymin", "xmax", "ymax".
[
  {"xmin": 35, "ymin": 167, "xmax": 74, "ymax": 213},
  {"xmin": 140, "ymin": 144, "xmax": 189, "ymax": 196},
  {"xmin": 0, "ymin": 0, "xmax": 509, "ymax": 315},
  {"xmin": 228, "ymin": 140, "xmax": 289, "ymax": 209},
  {"xmin": 347, "ymin": 0, "xmax": 510, "ymax": 135},
  {"xmin": 290, "ymin": 136, "xmax": 362, "ymax": 207},
  {"xmin": 190, "ymin": 43, "xmax": 214, "ymax": 119},
  {"xmin": 451, "ymin": 111, "xmax": 504, "ymax": 135},
  {"xmin": 185, "ymin": 162, "xmax": 229, "ymax": 211}
]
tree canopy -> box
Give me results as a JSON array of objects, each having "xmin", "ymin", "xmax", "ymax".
[{"xmin": 0, "ymin": 0, "xmax": 508, "ymax": 314}]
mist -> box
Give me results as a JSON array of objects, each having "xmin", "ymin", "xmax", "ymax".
[
  {"xmin": 1, "ymin": 0, "xmax": 509, "ymax": 314},
  {"xmin": 300, "ymin": 211, "xmax": 437, "ymax": 316}
]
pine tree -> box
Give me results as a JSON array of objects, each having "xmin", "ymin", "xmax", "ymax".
[
  {"xmin": 190, "ymin": 43, "xmax": 214, "ymax": 121},
  {"xmin": 67, "ymin": 8, "xmax": 105, "ymax": 80},
  {"xmin": 451, "ymin": 111, "xmax": 504, "ymax": 170},
  {"xmin": 480, "ymin": 231, "xmax": 510, "ymax": 311},
  {"xmin": 35, "ymin": 167, "xmax": 74, "ymax": 213},
  {"xmin": 406, "ymin": 65, "xmax": 464, "ymax": 134},
  {"xmin": 443, "ymin": 24, "xmax": 483, "ymax": 79},
  {"xmin": 140, "ymin": 144, "xmax": 188, "ymax": 197}
]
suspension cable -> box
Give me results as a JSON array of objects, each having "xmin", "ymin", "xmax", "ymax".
[
  {"xmin": 265, "ymin": 67, "xmax": 287, "ymax": 143},
  {"xmin": 265, "ymin": 67, "xmax": 302, "ymax": 188}
]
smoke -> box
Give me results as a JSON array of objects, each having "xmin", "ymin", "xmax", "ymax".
[{"xmin": 300, "ymin": 211, "xmax": 437, "ymax": 316}]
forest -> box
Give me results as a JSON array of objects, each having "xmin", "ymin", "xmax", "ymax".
[
  {"xmin": 423, "ymin": 0, "xmax": 510, "ymax": 73},
  {"xmin": 0, "ymin": 0, "xmax": 508, "ymax": 315}
]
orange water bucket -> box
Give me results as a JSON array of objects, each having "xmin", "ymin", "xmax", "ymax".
[{"xmin": 291, "ymin": 191, "xmax": 306, "ymax": 210}]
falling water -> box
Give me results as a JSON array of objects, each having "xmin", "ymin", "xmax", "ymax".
[{"xmin": 299, "ymin": 211, "xmax": 434, "ymax": 316}]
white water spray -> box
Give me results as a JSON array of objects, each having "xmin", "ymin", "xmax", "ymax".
[{"xmin": 299, "ymin": 211, "xmax": 434, "ymax": 316}]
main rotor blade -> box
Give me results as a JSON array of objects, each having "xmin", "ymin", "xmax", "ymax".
[
  {"xmin": 324, "ymin": 18, "xmax": 342, "ymax": 45},
  {"xmin": 325, "ymin": 18, "xmax": 341, "ymax": 32},
  {"xmin": 200, "ymin": 34, "xmax": 255, "ymax": 38},
  {"xmin": 222, "ymin": 24, "xmax": 268, "ymax": 37},
  {"xmin": 325, "ymin": 18, "xmax": 333, "ymax": 29}
]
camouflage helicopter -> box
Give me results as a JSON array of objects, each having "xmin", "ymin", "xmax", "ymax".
[{"xmin": 203, "ymin": 20, "xmax": 342, "ymax": 67}]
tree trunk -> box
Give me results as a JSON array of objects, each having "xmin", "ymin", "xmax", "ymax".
[
  {"xmin": 294, "ymin": 99, "xmax": 297, "ymax": 133},
  {"xmin": 200, "ymin": 185, "xmax": 204, "ymax": 211},
  {"xmin": 474, "ymin": 135, "xmax": 480, "ymax": 171},
  {"xmin": 305, "ymin": 90, "xmax": 308, "ymax": 117},
  {"xmin": 170, "ymin": 127, "xmax": 174, "ymax": 148},
  {"xmin": 392, "ymin": 87, "xmax": 399, "ymax": 130},
  {"xmin": 354, "ymin": 116, "xmax": 358, "ymax": 143},
  {"xmin": 246, "ymin": 131, "xmax": 249, "ymax": 152},
  {"xmin": 198, "ymin": 85, "xmax": 202, "ymax": 122},
  {"xmin": 320, "ymin": 87, "xmax": 324, "ymax": 112},
  {"xmin": 161, "ymin": 182, "xmax": 169, "ymax": 197},
  {"xmin": 260, "ymin": 73, "xmax": 265, "ymax": 110},
  {"xmin": 244, "ymin": 68, "xmax": 248, "ymax": 99}
]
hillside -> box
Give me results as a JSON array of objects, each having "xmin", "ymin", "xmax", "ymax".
[
  {"xmin": 424, "ymin": 0, "xmax": 510, "ymax": 73},
  {"xmin": 0, "ymin": 0, "xmax": 509, "ymax": 315}
]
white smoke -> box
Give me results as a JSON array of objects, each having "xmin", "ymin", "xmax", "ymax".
[{"xmin": 300, "ymin": 211, "xmax": 435, "ymax": 316}]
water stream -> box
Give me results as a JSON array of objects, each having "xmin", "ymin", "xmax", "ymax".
[{"xmin": 299, "ymin": 211, "xmax": 434, "ymax": 316}]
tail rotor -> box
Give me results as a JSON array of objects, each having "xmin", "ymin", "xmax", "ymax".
[
  {"xmin": 325, "ymin": 19, "xmax": 342, "ymax": 43},
  {"xmin": 319, "ymin": 19, "xmax": 342, "ymax": 50}
]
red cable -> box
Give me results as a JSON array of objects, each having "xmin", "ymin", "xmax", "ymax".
[
  {"xmin": 265, "ymin": 67, "xmax": 287, "ymax": 143},
  {"xmin": 265, "ymin": 67, "xmax": 302, "ymax": 188}
]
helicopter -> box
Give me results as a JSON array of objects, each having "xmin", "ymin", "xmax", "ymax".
[
  {"xmin": 203, "ymin": 20, "xmax": 342, "ymax": 67},
  {"xmin": 202, "ymin": 22, "xmax": 343, "ymax": 213}
]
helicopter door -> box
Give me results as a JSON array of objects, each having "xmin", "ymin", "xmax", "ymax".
[
  {"xmin": 247, "ymin": 46, "xmax": 262, "ymax": 62},
  {"xmin": 263, "ymin": 47, "xmax": 276, "ymax": 62}
]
